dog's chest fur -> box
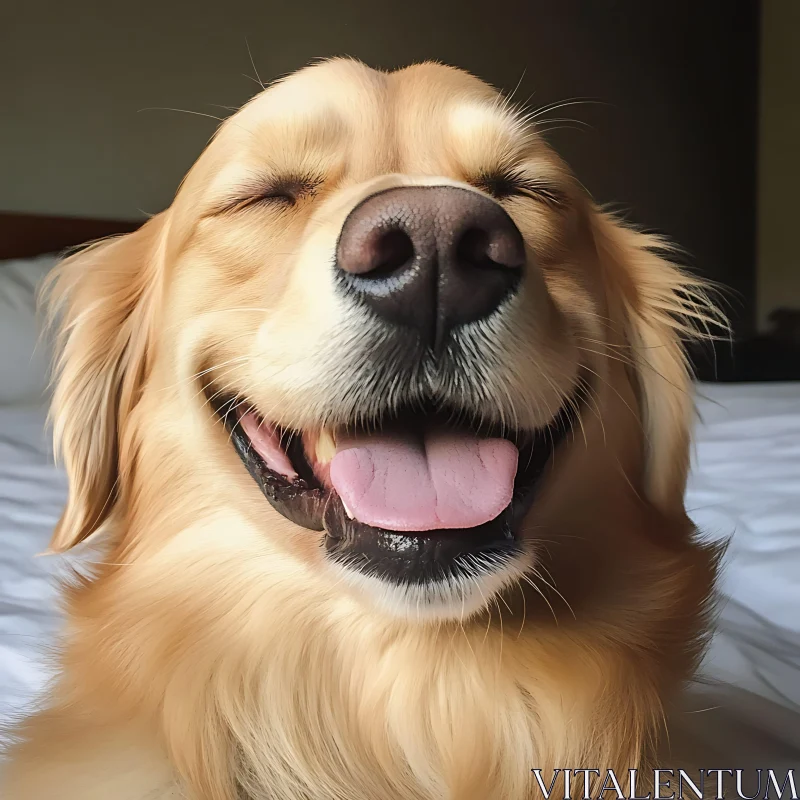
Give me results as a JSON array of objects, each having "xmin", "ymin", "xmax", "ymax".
[{"xmin": 190, "ymin": 602, "xmax": 656, "ymax": 800}]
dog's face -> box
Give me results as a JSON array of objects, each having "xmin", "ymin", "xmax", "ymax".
[{"xmin": 47, "ymin": 59, "xmax": 707, "ymax": 623}]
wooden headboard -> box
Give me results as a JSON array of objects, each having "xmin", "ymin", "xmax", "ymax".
[{"xmin": 0, "ymin": 211, "xmax": 141, "ymax": 260}]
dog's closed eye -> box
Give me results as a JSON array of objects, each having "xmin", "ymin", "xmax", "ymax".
[
  {"xmin": 216, "ymin": 174, "xmax": 322, "ymax": 215},
  {"xmin": 475, "ymin": 170, "xmax": 567, "ymax": 208}
]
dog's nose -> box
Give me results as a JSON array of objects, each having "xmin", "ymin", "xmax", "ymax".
[{"xmin": 335, "ymin": 185, "xmax": 525, "ymax": 352}]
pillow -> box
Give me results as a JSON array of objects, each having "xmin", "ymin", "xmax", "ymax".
[{"xmin": 0, "ymin": 254, "xmax": 59, "ymax": 406}]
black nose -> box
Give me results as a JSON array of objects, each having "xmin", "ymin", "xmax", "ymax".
[{"xmin": 335, "ymin": 185, "xmax": 525, "ymax": 352}]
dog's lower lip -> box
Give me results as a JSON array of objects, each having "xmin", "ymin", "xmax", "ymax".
[{"xmin": 210, "ymin": 391, "xmax": 581, "ymax": 585}]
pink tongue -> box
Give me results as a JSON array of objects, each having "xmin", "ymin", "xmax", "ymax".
[{"xmin": 330, "ymin": 430, "xmax": 518, "ymax": 532}]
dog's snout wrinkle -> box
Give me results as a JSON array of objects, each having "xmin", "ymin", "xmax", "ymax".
[{"xmin": 336, "ymin": 185, "xmax": 525, "ymax": 353}]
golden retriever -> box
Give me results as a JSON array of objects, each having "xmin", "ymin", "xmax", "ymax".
[{"xmin": 2, "ymin": 59, "xmax": 722, "ymax": 799}]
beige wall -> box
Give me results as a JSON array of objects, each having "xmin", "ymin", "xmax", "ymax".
[{"xmin": 758, "ymin": 0, "xmax": 800, "ymax": 329}]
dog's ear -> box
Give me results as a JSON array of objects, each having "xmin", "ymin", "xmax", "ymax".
[
  {"xmin": 589, "ymin": 208, "xmax": 724, "ymax": 513},
  {"xmin": 43, "ymin": 213, "xmax": 168, "ymax": 552}
]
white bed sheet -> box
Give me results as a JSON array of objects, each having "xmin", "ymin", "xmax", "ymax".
[
  {"xmin": 687, "ymin": 382, "xmax": 800, "ymax": 711},
  {"xmin": 0, "ymin": 404, "xmax": 65, "ymax": 723},
  {"xmin": 0, "ymin": 383, "xmax": 798, "ymax": 764}
]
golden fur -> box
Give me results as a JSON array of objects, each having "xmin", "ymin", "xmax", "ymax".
[{"xmin": 3, "ymin": 59, "xmax": 722, "ymax": 799}]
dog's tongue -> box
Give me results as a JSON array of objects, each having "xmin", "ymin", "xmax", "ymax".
[{"xmin": 329, "ymin": 429, "xmax": 518, "ymax": 532}]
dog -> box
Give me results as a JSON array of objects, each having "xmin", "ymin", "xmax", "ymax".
[{"xmin": 2, "ymin": 59, "xmax": 721, "ymax": 799}]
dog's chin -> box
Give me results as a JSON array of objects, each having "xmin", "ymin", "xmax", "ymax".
[
  {"xmin": 325, "ymin": 546, "xmax": 533, "ymax": 622},
  {"xmin": 209, "ymin": 388, "xmax": 581, "ymax": 622}
]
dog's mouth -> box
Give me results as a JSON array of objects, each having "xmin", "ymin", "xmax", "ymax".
[{"xmin": 211, "ymin": 392, "xmax": 581, "ymax": 588}]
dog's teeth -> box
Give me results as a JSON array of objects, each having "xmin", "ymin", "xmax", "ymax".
[
  {"xmin": 341, "ymin": 499, "xmax": 355, "ymax": 519},
  {"xmin": 315, "ymin": 428, "xmax": 336, "ymax": 464}
]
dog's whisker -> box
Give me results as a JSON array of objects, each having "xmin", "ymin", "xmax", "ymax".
[
  {"xmin": 523, "ymin": 97, "xmax": 605, "ymax": 121},
  {"xmin": 194, "ymin": 366, "xmax": 252, "ymax": 407},
  {"xmin": 492, "ymin": 593, "xmax": 506, "ymax": 677},
  {"xmin": 534, "ymin": 564, "xmax": 576, "ymax": 621},
  {"xmin": 163, "ymin": 356, "xmax": 251, "ymax": 394},
  {"xmin": 519, "ymin": 572, "xmax": 560, "ymax": 626},
  {"xmin": 244, "ymin": 37, "xmax": 265, "ymax": 90},
  {"xmin": 136, "ymin": 106, "xmax": 259, "ymax": 140}
]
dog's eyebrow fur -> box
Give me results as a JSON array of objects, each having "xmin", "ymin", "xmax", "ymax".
[
  {"xmin": 447, "ymin": 101, "xmax": 550, "ymax": 182},
  {"xmin": 449, "ymin": 102, "xmax": 523, "ymax": 143}
]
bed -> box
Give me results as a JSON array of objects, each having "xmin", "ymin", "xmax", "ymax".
[{"xmin": 1, "ymin": 216, "xmax": 798, "ymax": 772}]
